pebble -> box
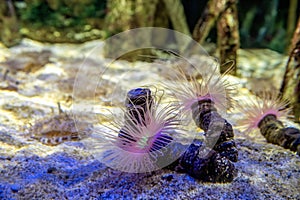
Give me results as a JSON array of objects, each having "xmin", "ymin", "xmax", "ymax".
[
  {"xmin": 10, "ymin": 184, "xmax": 21, "ymax": 193},
  {"xmin": 161, "ymin": 174, "xmax": 173, "ymax": 181}
]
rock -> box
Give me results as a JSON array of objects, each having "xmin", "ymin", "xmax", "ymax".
[
  {"xmin": 37, "ymin": 73, "xmax": 60, "ymax": 81},
  {"xmin": 0, "ymin": 131, "xmax": 25, "ymax": 147},
  {"xmin": 10, "ymin": 184, "xmax": 21, "ymax": 193},
  {"xmin": 237, "ymin": 49, "xmax": 288, "ymax": 90},
  {"xmin": 161, "ymin": 174, "xmax": 173, "ymax": 181},
  {"xmin": 0, "ymin": 50, "xmax": 51, "ymax": 73}
]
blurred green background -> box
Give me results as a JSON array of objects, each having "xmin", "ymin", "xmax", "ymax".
[{"xmin": 0, "ymin": 0, "xmax": 299, "ymax": 53}]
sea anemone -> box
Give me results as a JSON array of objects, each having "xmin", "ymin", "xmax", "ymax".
[
  {"xmin": 161, "ymin": 61, "xmax": 239, "ymax": 162},
  {"xmin": 237, "ymin": 92, "xmax": 300, "ymax": 155},
  {"xmin": 163, "ymin": 62, "xmax": 235, "ymax": 115},
  {"xmin": 87, "ymin": 88, "xmax": 192, "ymax": 173},
  {"xmin": 237, "ymin": 92, "xmax": 292, "ymax": 132}
]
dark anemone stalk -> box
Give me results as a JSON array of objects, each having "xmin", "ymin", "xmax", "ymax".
[
  {"xmin": 238, "ymin": 93, "xmax": 300, "ymax": 155},
  {"xmin": 164, "ymin": 66, "xmax": 238, "ymax": 162},
  {"xmin": 119, "ymin": 88, "xmax": 176, "ymax": 153},
  {"xmin": 122, "ymin": 88, "xmax": 238, "ymax": 182},
  {"xmin": 177, "ymin": 141, "xmax": 237, "ymax": 183},
  {"xmin": 123, "ymin": 88, "xmax": 154, "ymax": 125},
  {"xmin": 163, "ymin": 139, "xmax": 237, "ymax": 183},
  {"xmin": 93, "ymin": 87, "xmax": 237, "ymax": 182}
]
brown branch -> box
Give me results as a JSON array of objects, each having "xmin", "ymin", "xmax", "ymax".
[
  {"xmin": 280, "ymin": 17, "xmax": 300, "ymax": 123},
  {"xmin": 216, "ymin": 0, "xmax": 240, "ymax": 75},
  {"xmin": 162, "ymin": 0, "xmax": 190, "ymax": 35},
  {"xmin": 192, "ymin": 0, "xmax": 229, "ymax": 44}
]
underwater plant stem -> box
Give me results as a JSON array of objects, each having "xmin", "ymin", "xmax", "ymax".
[
  {"xmin": 0, "ymin": 0, "xmax": 21, "ymax": 47},
  {"xmin": 288, "ymin": 14, "xmax": 300, "ymax": 54},
  {"xmin": 280, "ymin": 16, "xmax": 300, "ymax": 123},
  {"xmin": 192, "ymin": 0, "xmax": 228, "ymax": 44},
  {"xmin": 192, "ymin": 0, "xmax": 239, "ymax": 75},
  {"xmin": 258, "ymin": 114, "xmax": 300, "ymax": 155},
  {"xmin": 105, "ymin": 0, "xmax": 159, "ymax": 33},
  {"xmin": 162, "ymin": 0, "xmax": 190, "ymax": 36},
  {"xmin": 191, "ymin": 99, "xmax": 238, "ymax": 162},
  {"xmin": 217, "ymin": 0, "xmax": 239, "ymax": 75},
  {"xmin": 287, "ymin": 0, "xmax": 298, "ymax": 50}
]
